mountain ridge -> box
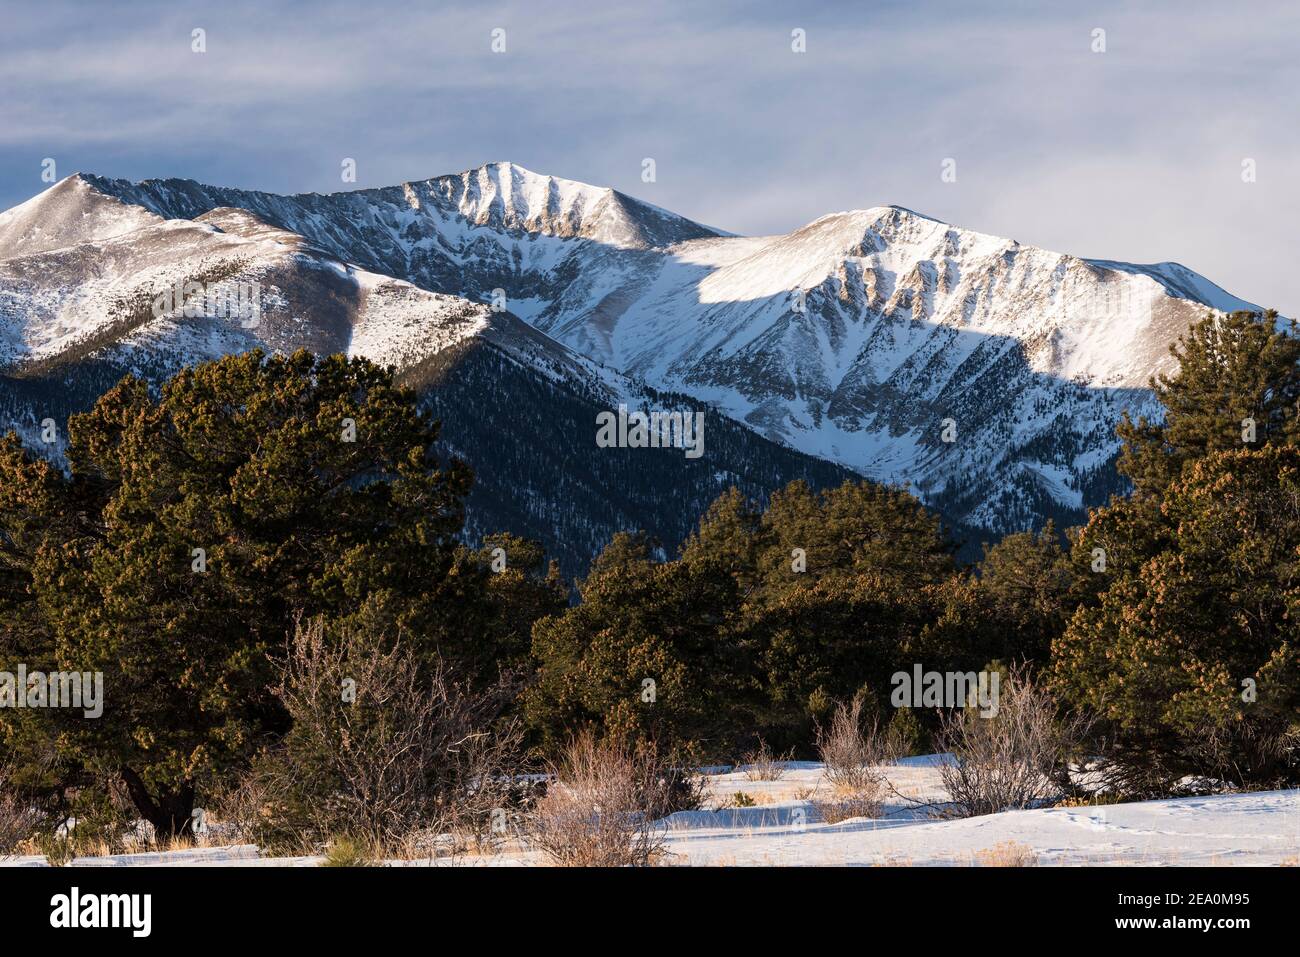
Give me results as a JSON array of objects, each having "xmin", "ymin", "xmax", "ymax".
[{"xmin": 0, "ymin": 164, "xmax": 1269, "ymax": 549}]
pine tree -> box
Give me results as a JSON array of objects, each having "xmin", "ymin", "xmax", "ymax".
[
  {"xmin": 969, "ymin": 522, "xmax": 1080, "ymax": 664},
  {"xmin": 525, "ymin": 539, "xmax": 750, "ymax": 761},
  {"xmin": 1052, "ymin": 310, "xmax": 1300, "ymax": 790},
  {"xmin": 1053, "ymin": 447, "xmax": 1300, "ymax": 790},
  {"xmin": 1118, "ymin": 309, "xmax": 1300, "ymax": 494},
  {"xmin": 526, "ymin": 478, "xmax": 960, "ymax": 758}
]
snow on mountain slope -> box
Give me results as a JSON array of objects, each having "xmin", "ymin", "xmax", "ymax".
[
  {"xmin": 448, "ymin": 198, "xmax": 1259, "ymax": 532},
  {"xmin": 425, "ymin": 161, "xmax": 726, "ymax": 248},
  {"xmin": 0, "ymin": 199, "xmax": 489, "ymax": 373},
  {"xmin": 0, "ymin": 175, "xmax": 857, "ymax": 577},
  {"xmin": 78, "ymin": 161, "xmax": 721, "ymax": 263},
  {"xmin": 564, "ymin": 205, "xmax": 1226, "ymax": 528},
  {"xmin": 2, "ymin": 167, "xmax": 1269, "ymax": 537},
  {"xmin": 0, "ymin": 174, "xmax": 162, "ymax": 261}
]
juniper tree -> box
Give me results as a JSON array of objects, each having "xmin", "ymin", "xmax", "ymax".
[{"xmin": 0, "ymin": 350, "xmax": 548, "ymax": 839}]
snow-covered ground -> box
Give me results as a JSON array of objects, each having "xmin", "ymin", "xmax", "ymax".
[
  {"xmin": 7, "ymin": 757, "xmax": 1297, "ymax": 867},
  {"xmin": 664, "ymin": 759, "xmax": 1300, "ymax": 866}
]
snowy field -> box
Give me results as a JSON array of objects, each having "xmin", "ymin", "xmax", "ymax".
[
  {"xmin": 665, "ymin": 759, "xmax": 1300, "ymax": 866},
  {"xmin": 6, "ymin": 757, "xmax": 1298, "ymax": 867}
]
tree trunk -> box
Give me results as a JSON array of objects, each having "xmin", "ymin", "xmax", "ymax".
[{"xmin": 120, "ymin": 767, "xmax": 196, "ymax": 841}]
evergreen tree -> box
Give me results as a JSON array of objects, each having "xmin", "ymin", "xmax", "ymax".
[
  {"xmin": 745, "ymin": 480, "xmax": 957, "ymax": 738},
  {"xmin": 1118, "ymin": 309, "xmax": 1300, "ymax": 493},
  {"xmin": 968, "ymin": 522, "xmax": 1080, "ymax": 664},
  {"xmin": 1053, "ymin": 447, "xmax": 1300, "ymax": 789},
  {"xmin": 1053, "ymin": 310, "xmax": 1300, "ymax": 790},
  {"xmin": 525, "ymin": 538, "xmax": 749, "ymax": 760},
  {"xmin": 0, "ymin": 350, "xmax": 548, "ymax": 837}
]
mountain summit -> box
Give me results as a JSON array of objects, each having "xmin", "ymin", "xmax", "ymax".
[{"xmin": 0, "ymin": 165, "xmax": 1265, "ymax": 549}]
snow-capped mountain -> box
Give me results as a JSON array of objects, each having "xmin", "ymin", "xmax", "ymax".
[
  {"xmin": 0, "ymin": 170, "xmax": 850, "ymax": 574},
  {"xmin": 0, "ymin": 163, "xmax": 1265, "ymax": 558}
]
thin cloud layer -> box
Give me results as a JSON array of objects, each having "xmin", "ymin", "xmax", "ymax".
[{"xmin": 1, "ymin": 0, "xmax": 1295, "ymax": 312}]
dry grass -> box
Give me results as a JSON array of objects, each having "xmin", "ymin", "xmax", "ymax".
[
  {"xmin": 321, "ymin": 834, "xmax": 377, "ymax": 867},
  {"xmin": 714, "ymin": 789, "xmax": 786, "ymax": 809},
  {"xmin": 0, "ymin": 762, "xmax": 39, "ymax": 859},
  {"xmin": 811, "ymin": 790, "xmax": 883, "ymax": 824},
  {"xmin": 971, "ymin": 840, "xmax": 1038, "ymax": 867},
  {"xmin": 1053, "ymin": 793, "xmax": 1124, "ymax": 809},
  {"xmin": 714, "ymin": 791, "xmax": 754, "ymax": 809}
]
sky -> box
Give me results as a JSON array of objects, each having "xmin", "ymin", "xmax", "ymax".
[{"xmin": 2, "ymin": 0, "xmax": 1297, "ymax": 313}]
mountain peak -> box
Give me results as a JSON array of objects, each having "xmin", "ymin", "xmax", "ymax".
[
  {"xmin": 0, "ymin": 164, "xmax": 1270, "ymax": 545},
  {"xmin": 456, "ymin": 160, "xmax": 599, "ymax": 191},
  {"xmin": 868, "ymin": 203, "xmax": 941, "ymax": 223},
  {"xmin": 0, "ymin": 173, "xmax": 162, "ymax": 261},
  {"xmin": 47, "ymin": 164, "xmax": 723, "ymax": 252},
  {"xmin": 417, "ymin": 161, "xmax": 721, "ymax": 248}
]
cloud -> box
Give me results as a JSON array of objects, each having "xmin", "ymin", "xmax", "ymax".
[{"xmin": 0, "ymin": 0, "xmax": 1295, "ymax": 311}]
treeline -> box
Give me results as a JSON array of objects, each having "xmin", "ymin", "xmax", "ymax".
[
  {"xmin": 530, "ymin": 309, "xmax": 1300, "ymax": 798},
  {"xmin": 0, "ymin": 350, "xmax": 564, "ymax": 846},
  {"xmin": 1, "ymin": 310, "xmax": 1298, "ymax": 854},
  {"xmin": 409, "ymin": 333, "xmax": 854, "ymax": 580}
]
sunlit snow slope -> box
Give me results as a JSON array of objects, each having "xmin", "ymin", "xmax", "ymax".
[{"xmin": 0, "ymin": 164, "xmax": 1266, "ymax": 539}]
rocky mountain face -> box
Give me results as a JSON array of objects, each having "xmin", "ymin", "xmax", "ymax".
[{"xmin": 0, "ymin": 163, "xmax": 1263, "ymax": 570}]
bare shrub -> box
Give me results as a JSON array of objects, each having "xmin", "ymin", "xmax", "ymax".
[
  {"xmin": 811, "ymin": 695, "xmax": 894, "ymax": 822},
  {"xmin": 1084, "ymin": 716, "xmax": 1300, "ymax": 800},
  {"xmin": 936, "ymin": 666, "xmax": 1090, "ymax": 818},
  {"xmin": 527, "ymin": 730, "xmax": 673, "ymax": 867},
  {"xmin": 1, "ymin": 757, "xmax": 138, "ymax": 861},
  {"xmin": 816, "ymin": 694, "xmax": 894, "ymax": 794},
  {"xmin": 740, "ymin": 738, "xmax": 789, "ymax": 782},
  {"xmin": 204, "ymin": 768, "xmax": 276, "ymax": 847},
  {"xmin": 1177, "ymin": 720, "xmax": 1299, "ymax": 795},
  {"xmin": 257, "ymin": 616, "xmax": 523, "ymax": 854}
]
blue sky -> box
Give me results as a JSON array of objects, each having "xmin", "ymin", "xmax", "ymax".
[{"xmin": 2, "ymin": 0, "xmax": 1296, "ymax": 312}]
